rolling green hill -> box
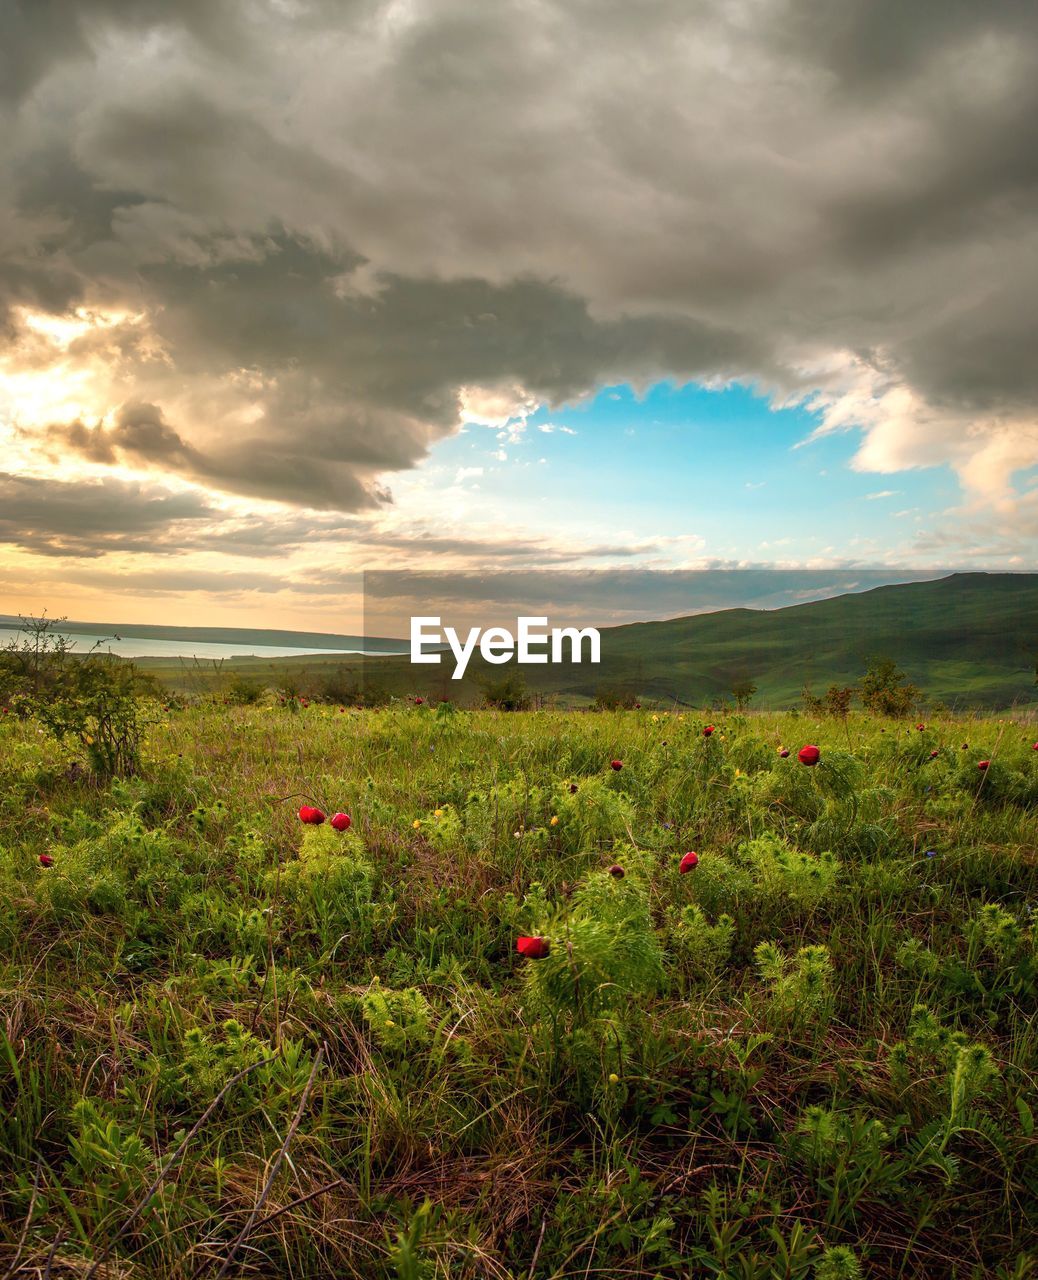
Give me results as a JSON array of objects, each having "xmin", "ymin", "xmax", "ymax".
[
  {"xmin": 132, "ymin": 572, "xmax": 1038, "ymax": 710},
  {"xmin": 578, "ymin": 571, "xmax": 1038, "ymax": 708}
]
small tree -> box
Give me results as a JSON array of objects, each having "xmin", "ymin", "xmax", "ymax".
[
  {"xmin": 823, "ymin": 685, "xmax": 854, "ymax": 718},
  {"xmin": 859, "ymin": 658, "xmax": 920, "ymax": 719},
  {"xmin": 802, "ymin": 683, "xmax": 854, "ymax": 717},
  {"xmin": 0, "ymin": 612, "xmax": 73, "ymax": 706},
  {"xmin": 801, "ymin": 685, "xmax": 824, "ymax": 715},
  {"xmin": 731, "ymin": 678, "xmax": 758, "ymax": 711}
]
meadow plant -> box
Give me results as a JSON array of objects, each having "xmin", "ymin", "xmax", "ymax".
[{"xmin": 1, "ymin": 705, "xmax": 1036, "ymax": 1277}]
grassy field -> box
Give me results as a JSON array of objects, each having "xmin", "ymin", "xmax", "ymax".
[{"xmin": 2, "ymin": 703, "xmax": 1038, "ymax": 1278}]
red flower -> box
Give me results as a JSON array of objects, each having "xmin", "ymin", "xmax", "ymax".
[
  {"xmin": 916, "ymin": 723, "xmax": 925, "ymax": 731},
  {"xmin": 610, "ymin": 759, "xmax": 623, "ymax": 770},
  {"xmin": 569, "ymin": 782, "xmax": 579, "ymax": 793},
  {"xmin": 778, "ymin": 748, "xmax": 790, "ymax": 758},
  {"xmin": 703, "ymin": 725, "xmax": 714, "ymax": 737},
  {"xmin": 414, "ymin": 696, "xmax": 424, "ymax": 705},
  {"xmin": 516, "ymin": 935, "xmax": 550, "ymax": 959},
  {"xmin": 929, "ymin": 749, "xmax": 939, "ymax": 759},
  {"xmin": 1032, "ymin": 743, "xmax": 1038, "ymax": 751},
  {"xmin": 798, "ymin": 744, "xmax": 821, "ymax": 766},
  {"xmin": 330, "ymin": 812, "xmax": 351, "ymax": 831},
  {"xmin": 38, "ymin": 853, "xmax": 54, "ymax": 867},
  {"xmin": 607, "ymin": 863, "xmax": 625, "ymax": 878},
  {"xmin": 978, "ymin": 760, "xmax": 990, "ymax": 771},
  {"xmin": 298, "ymin": 805, "xmax": 326, "ymax": 825},
  {"xmin": 679, "ymin": 851, "xmax": 699, "ymax": 873}
]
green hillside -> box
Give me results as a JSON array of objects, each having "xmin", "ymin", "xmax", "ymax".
[
  {"xmin": 581, "ymin": 571, "xmax": 1038, "ymax": 708},
  {"xmin": 133, "ymin": 573, "xmax": 1038, "ymax": 710}
]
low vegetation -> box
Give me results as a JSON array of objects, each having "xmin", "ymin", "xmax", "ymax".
[{"xmin": 1, "ymin": 686, "xmax": 1037, "ymax": 1277}]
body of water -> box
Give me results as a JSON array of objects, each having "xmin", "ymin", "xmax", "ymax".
[{"xmin": 0, "ymin": 627, "xmax": 400, "ymax": 661}]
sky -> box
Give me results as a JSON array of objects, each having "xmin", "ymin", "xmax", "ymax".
[{"xmin": 1, "ymin": 0, "xmax": 1037, "ymax": 631}]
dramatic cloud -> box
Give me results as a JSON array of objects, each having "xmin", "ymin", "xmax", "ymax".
[
  {"xmin": 0, "ymin": 471, "xmax": 218, "ymax": 557},
  {"xmin": 0, "ymin": 0, "xmax": 1036, "ymax": 592}
]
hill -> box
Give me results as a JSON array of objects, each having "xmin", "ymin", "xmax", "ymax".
[
  {"xmin": 127, "ymin": 572, "xmax": 1038, "ymax": 709},
  {"xmin": 580, "ymin": 571, "xmax": 1038, "ymax": 708}
]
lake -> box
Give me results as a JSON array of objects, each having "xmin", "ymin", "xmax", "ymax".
[{"xmin": 0, "ymin": 626, "xmax": 404, "ymax": 661}]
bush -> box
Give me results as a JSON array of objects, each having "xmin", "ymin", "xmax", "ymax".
[
  {"xmin": 594, "ymin": 684, "xmax": 640, "ymax": 710},
  {"xmin": 1, "ymin": 616, "xmax": 153, "ymax": 777},
  {"xmin": 226, "ymin": 675, "xmax": 263, "ymax": 705},
  {"xmin": 481, "ymin": 671, "xmax": 531, "ymax": 710}
]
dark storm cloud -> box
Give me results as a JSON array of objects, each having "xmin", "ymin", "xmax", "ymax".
[
  {"xmin": 47, "ymin": 398, "xmax": 390, "ymax": 510},
  {"xmin": 2, "ymin": 0, "xmax": 1037, "ymax": 520},
  {"xmin": 0, "ymin": 471, "xmax": 217, "ymax": 557},
  {"xmin": 0, "ymin": 466, "xmax": 648, "ymax": 567},
  {"xmin": 775, "ymin": 0, "xmax": 1038, "ymax": 93},
  {"xmin": 0, "ymin": 0, "xmax": 246, "ymax": 105},
  {"xmin": 42, "ymin": 235, "xmax": 763, "ymax": 507}
]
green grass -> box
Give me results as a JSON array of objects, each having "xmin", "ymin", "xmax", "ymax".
[{"xmin": 1, "ymin": 703, "xmax": 1038, "ymax": 1278}]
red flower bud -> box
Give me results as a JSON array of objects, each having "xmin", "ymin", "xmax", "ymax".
[
  {"xmin": 298, "ymin": 805, "xmax": 326, "ymax": 825},
  {"xmin": 516, "ymin": 935, "xmax": 550, "ymax": 959},
  {"xmin": 330, "ymin": 812, "xmax": 351, "ymax": 831},
  {"xmin": 679, "ymin": 851, "xmax": 699, "ymax": 873},
  {"xmin": 703, "ymin": 725, "xmax": 714, "ymax": 736},
  {"xmin": 607, "ymin": 863, "xmax": 625, "ymax": 878},
  {"xmin": 978, "ymin": 760, "xmax": 990, "ymax": 771},
  {"xmin": 38, "ymin": 853, "xmax": 54, "ymax": 867},
  {"xmin": 610, "ymin": 759, "xmax": 623, "ymax": 770},
  {"xmin": 798, "ymin": 744, "xmax": 821, "ymax": 766}
]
